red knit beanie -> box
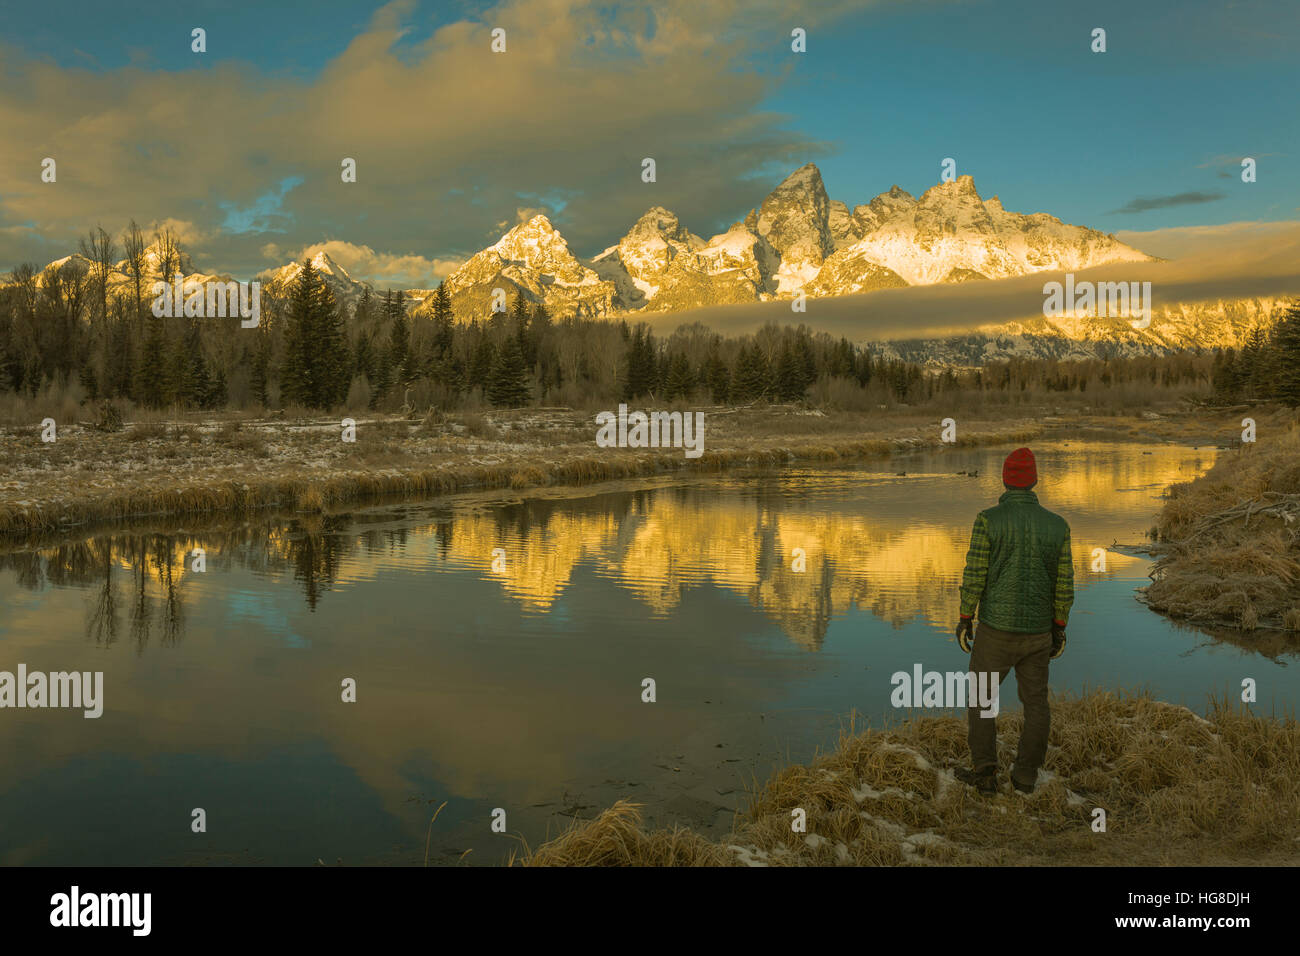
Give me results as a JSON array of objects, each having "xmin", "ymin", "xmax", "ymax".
[{"xmin": 1002, "ymin": 447, "xmax": 1037, "ymax": 488}]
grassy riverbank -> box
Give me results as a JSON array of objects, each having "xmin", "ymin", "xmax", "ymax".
[
  {"xmin": 0, "ymin": 401, "xmax": 1247, "ymax": 543},
  {"xmin": 519, "ymin": 690, "xmax": 1300, "ymax": 867},
  {"xmin": 1147, "ymin": 406, "xmax": 1300, "ymax": 632}
]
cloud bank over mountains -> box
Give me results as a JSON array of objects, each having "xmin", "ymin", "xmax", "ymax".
[{"xmin": 0, "ymin": 0, "xmax": 864, "ymax": 278}]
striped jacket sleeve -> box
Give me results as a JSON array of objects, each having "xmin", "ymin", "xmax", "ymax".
[
  {"xmin": 958, "ymin": 513, "xmax": 991, "ymax": 619},
  {"xmin": 1053, "ymin": 526, "xmax": 1074, "ymax": 626}
]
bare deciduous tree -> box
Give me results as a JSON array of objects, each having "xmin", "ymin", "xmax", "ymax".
[
  {"xmin": 122, "ymin": 219, "xmax": 147, "ymax": 319},
  {"xmin": 152, "ymin": 225, "xmax": 181, "ymax": 284},
  {"xmin": 79, "ymin": 225, "xmax": 116, "ymax": 326}
]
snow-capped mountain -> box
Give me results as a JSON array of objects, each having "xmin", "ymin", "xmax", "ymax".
[
  {"xmin": 876, "ymin": 297, "xmax": 1287, "ymax": 367},
  {"xmin": 829, "ymin": 176, "xmax": 1152, "ymax": 286},
  {"xmin": 749, "ymin": 162, "xmax": 838, "ymax": 293},
  {"xmin": 33, "ymin": 239, "xmax": 227, "ymax": 303},
  {"xmin": 436, "ymin": 214, "xmax": 617, "ymax": 320},
  {"xmin": 591, "ymin": 206, "xmax": 705, "ymax": 306},
  {"xmin": 434, "ymin": 163, "xmax": 1153, "ymax": 321},
  {"xmin": 7, "ymin": 163, "xmax": 1279, "ymax": 363},
  {"xmin": 260, "ymin": 250, "xmax": 376, "ymax": 309},
  {"xmin": 591, "ymin": 210, "xmax": 778, "ymax": 313}
]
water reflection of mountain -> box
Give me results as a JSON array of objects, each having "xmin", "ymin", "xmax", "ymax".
[
  {"xmin": 0, "ymin": 448, "xmax": 1227, "ymax": 652},
  {"xmin": 0, "ymin": 488, "xmax": 1078, "ymax": 652}
]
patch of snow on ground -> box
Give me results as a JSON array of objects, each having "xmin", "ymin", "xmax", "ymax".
[
  {"xmin": 876, "ymin": 741, "xmax": 934, "ymax": 771},
  {"xmin": 728, "ymin": 845, "xmax": 770, "ymax": 867},
  {"xmin": 935, "ymin": 768, "xmax": 956, "ymax": 801},
  {"xmin": 901, "ymin": 831, "xmax": 949, "ymax": 859},
  {"xmin": 858, "ymin": 811, "xmax": 908, "ymax": 840},
  {"xmin": 851, "ymin": 783, "xmax": 917, "ymax": 803}
]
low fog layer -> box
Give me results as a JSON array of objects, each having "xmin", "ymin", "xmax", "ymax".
[{"xmin": 648, "ymin": 226, "xmax": 1300, "ymax": 341}]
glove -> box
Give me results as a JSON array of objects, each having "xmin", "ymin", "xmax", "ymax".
[
  {"xmin": 1050, "ymin": 622, "xmax": 1066, "ymax": 660},
  {"xmin": 956, "ymin": 617, "xmax": 974, "ymax": 653}
]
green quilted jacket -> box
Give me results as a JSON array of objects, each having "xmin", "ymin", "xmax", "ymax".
[{"xmin": 959, "ymin": 489, "xmax": 1074, "ymax": 634}]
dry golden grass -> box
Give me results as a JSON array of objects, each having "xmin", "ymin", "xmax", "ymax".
[
  {"xmin": 522, "ymin": 690, "xmax": 1300, "ymax": 867},
  {"xmin": 0, "ymin": 403, "xmax": 1252, "ymax": 547},
  {"xmin": 0, "ymin": 407, "xmax": 1052, "ymax": 543},
  {"xmin": 1148, "ymin": 417, "xmax": 1300, "ymax": 629},
  {"xmin": 511, "ymin": 802, "xmax": 733, "ymax": 867}
]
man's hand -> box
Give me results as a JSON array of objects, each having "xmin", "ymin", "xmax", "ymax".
[
  {"xmin": 956, "ymin": 617, "xmax": 974, "ymax": 653},
  {"xmin": 1050, "ymin": 622, "xmax": 1066, "ymax": 660}
]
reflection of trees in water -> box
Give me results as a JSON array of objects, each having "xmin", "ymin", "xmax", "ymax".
[
  {"xmin": 0, "ymin": 516, "xmax": 368, "ymax": 646},
  {"xmin": 0, "ymin": 488, "xmax": 920, "ymax": 651},
  {"xmin": 86, "ymin": 537, "xmax": 118, "ymax": 648},
  {"xmin": 288, "ymin": 515, "xmax": 351, "ymax": 611},
  {"xmin": 0, "ymin": 535, "xmax": 189, "ymax": 651},
  {"xmin": 6, "ymin": 479, "xmax": 1236, "ymax": 655}
]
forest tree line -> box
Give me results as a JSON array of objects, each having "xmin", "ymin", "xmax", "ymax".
[{"xmin": 3, "ymin": 231, "xmax": 1299, "ymax": 414}]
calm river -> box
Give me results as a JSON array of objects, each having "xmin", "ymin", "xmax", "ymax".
[{"xmin": 2, "ymin": 441, "xmax": 1294, "ymax": 865}]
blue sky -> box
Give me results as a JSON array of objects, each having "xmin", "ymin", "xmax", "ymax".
[{"xmin": 1, "ymin": 0, "xmax": 1295, "ymax": 282}]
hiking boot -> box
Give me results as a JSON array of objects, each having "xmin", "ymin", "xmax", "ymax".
[
  {"xmin": 1011, "ymin": 777, "xmax": 1035, "ymax": 794},
  {"xmin": 954, "ymin": 766, "xmax": 997, "ymax": 795}
]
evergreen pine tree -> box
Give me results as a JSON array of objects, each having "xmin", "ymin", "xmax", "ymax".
[
  {"xmin": 322, "ymin": 287, "xmax": 352, "ymax": 407},
  {"xmin": 794, "ymin": 333, "xmax": 817, "ymax": 392},
  {"xmin": 431, "ymin": 282, "xmax": 455, "ymax": 358},
  {"xmin": 277, "ymin": 259, "xmax": 350, "ymax": 409},
  {"xmin": 107, "ymin": 311, "xmax": 134, "ymax": 399},
  {"xmin": 704, "ymin": 350, "xmax": 730, "ymax": 403},
  {"xmin": 175, "ymin": 320, "xmax": 209, "ymax": 408},
  {"xmin": 510, "ymin": 294, "xmax": 532, "ymax": 364},
  {"xmin": 206, "ymin": 366, "xmax": 228, "ymax": 410},
  {"xmin": 281, "ymin": 259, "xmax": 320, "ymax": 407},
  {"xmin": 469, "ymin": 333, "xmax": 495, "ymax": 392},
  {"xmin": 624, "ymin": 325, "xmax": 657, "ymax": 399},
  {"xmin": 664, "ymin": 352, "xmax": 693, "ymax": 400},
  {"xmin": 775, "ymin": 345, "xmax": 802, "ymax": 401},
  {"xmin": 1268, "ymin": 307, "xmax": 1300, "ymax": 407},
  {"xmin": 385, "ymin": 290, "xmax": 410, "ymax": 388},
  {"xmin": 1212, "ymin": 349, "xmax": 1237, "ymax": 402},
  {"xmin": 733, "ymin": 345, "xmax": 770, "ymax": 402},
  {"xmin": 488, "ymin": 335, "xmax": 531, "ymax": 407}
]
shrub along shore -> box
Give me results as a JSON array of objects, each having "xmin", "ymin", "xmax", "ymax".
[{"xmin": 1146, "ymin": 411, "xmax": 1300, "ymax": 632}]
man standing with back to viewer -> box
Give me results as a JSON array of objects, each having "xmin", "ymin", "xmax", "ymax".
[{"xmin": 953, "ymin": 447, "xmax": 1073, "ymax": 795}]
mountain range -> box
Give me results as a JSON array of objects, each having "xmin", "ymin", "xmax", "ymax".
[
  {"xmin": 10, "ymin": 163, "xmax": 1284, "ymax": 364},
  {"xmin": 426, "ymin": 163, "xmax": 1157, "ymax": 322}
]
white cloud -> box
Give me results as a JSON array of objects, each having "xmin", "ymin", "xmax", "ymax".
[
  {"xmin": 1116, "ymin": 220, "xmax": 1300, "ymax": 259},
  {"xmin": 293, "ymin": 240, "xmax": 464, "ymax": 287},
  {"xmin": 0, "ymin": 0, "xmax": 866, "ymax": 277}
]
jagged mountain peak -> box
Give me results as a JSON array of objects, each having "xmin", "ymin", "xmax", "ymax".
[
  {"xmin": 852, "ymin": 186, "xmax": 917, "ymax": 235},
  {"xmin": 631, "ymin": 205, "xmax": 678, "ymax": 228},
  {"xmin": 489, "ymin": 215, "xmax": 590, "ymax": 274},
  {"xmin": 918, "ymin": 174, "xmax": 983, "ymax": 205},
  {"xmin": 307, "ymin": 250, "xmax": 352, "ymax": 281},
  {"xmin": 494, "ymin": 213, "xmax": 561, "ymax": 249},
  {"xmin": 440, "ymin": 213, "xmax": 616, "ymax": 319},
  {"xmin": 757, "ymin": 163, "xmax": 835, "ymax": 292},
  {"xmin": 775, "ymin": 162, "xmax": 826, "ymax": 190}
]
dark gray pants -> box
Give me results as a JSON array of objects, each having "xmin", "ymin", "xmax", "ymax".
[{"xmin": 967, "ymin": 621, "xmax": 1051, "ymax": 787}]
